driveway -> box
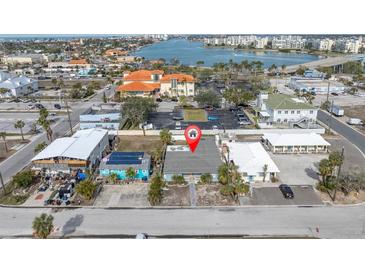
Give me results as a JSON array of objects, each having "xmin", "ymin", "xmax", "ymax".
[
  {"xmin": 271, "ymin": 153, "xmax": 327, "ymax": 185},
  {"xmin": 94, "ymin": 184, "xmax": 149, "ymax": 207},
  {"xmin": 241, "ymin": 185, "xmax": 323, "ymax": 206}
]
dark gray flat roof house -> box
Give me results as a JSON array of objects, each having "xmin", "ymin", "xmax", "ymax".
[{"xmin": 163, "ymin": 137, "xmax": 222, "ymax": 182}]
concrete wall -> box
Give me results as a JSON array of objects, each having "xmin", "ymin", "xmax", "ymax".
[{"xmin": 80, "ymin": 122, "xmax": 120, "ymax": 130}]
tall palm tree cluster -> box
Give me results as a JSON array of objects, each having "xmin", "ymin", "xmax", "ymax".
[
  {"xmin": 213, "ymin": 60, "xmax": 264, "ymax": 75},
  {"xmin": 317, "ymin": 151, "xmax": 344, "ymax": 201},
  {"xmin": 37, "ymin": 108, "xmax": 53, "ymax": 142},
  {"xmin": 218, "ymin": 162, "xmax": 249, "ymax": 200},
  {"xmin": 14, "ymin": 120, "xmax": 25, "ymax": 141}
]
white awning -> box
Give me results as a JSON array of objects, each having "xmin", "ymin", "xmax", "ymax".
[
  {"xmin": 263, "ymin": 133, "xmax": 330, "ymax": 147},
  {"xmin": 259, "ymin": 111, "xmax": 270, "ymax": 117}
]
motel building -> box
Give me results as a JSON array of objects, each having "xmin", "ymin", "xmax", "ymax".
[
  {"xmin": 261, "ymin": 133, "xmax": 331, "ymax": 154},
  {"xmin": 223, "ymin": 141, "xmax": 280, "ymax": 183}
]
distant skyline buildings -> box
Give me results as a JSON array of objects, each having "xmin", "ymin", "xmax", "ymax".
[{"xmin": 203, "ymin": 35, "xmax": 365, "ymax": 53}]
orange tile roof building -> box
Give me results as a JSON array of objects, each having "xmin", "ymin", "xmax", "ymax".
[
  {"xmin": 116, "ymin": 70, "xmax": 195, "ymax": 98},
  {"xmin": 68, "ymin": 59, "xmax": 91, "ymax": 68},
  {"xmin": 116, "ymin": 82, "xmax": 160, "ymax": 97},
  {"xmin": 123, "ymin": 70, "xmax": 164, "ymax": 82},
  {"xmin": 160, "ymin": 73, "xmax": 196, "ymax": 97}
]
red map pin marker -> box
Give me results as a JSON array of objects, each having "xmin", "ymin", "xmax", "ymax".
[{"xmin": 184, "ymin": 125, "xmax": 202, "ymax": 153}]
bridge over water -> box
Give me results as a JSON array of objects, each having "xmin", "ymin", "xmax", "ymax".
[{"xmin": 284, "ymin": 54, "xmax": 365, "ymax": 73}]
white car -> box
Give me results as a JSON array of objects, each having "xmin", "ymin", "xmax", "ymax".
[{"xmin": 175, "ymin": 121, "xmax": 182, "ymax": 130}]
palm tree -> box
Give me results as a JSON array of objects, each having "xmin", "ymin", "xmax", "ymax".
[
  {"xmin": 200, "ymin": 173, "xmax": 213, "ymax": 184},
  {"xmin": 159, "ymin": 129, "xmax": 172, "ymax": 146},
  {"xmin": 263, "ymin": 164, "xmax": 268, "ymax": 182},
  {"xmin": 76, "ymin": 180, "xmax": 96, "ymax": 200},
  {"xmin": 34, "ymin": 142, "xmax": 47, "ymax": 154},
  {"xmin": 32, "ymin": 213, "xmax": 54, "ymax": 239},
  {"xmin": 126, "ymin": 167, "xmax": 136, "ymax": 180},
  {"xmin": 302, "ymin": 92, "xmax": 315, "ymax": 105},
  {"xmin": 152, "ymin": 147, "xmax": 163, "ymax": 166},
  {"xmin": 319, "ymin": 159, "xmax": 333, "ymax": 184},
  {"xmin": 218, "ymin": 163, "xmax": 230, "ymax": 185},
  {"xmin": 108, "ymin": 173, "xmax": 118, "ymax": 184},
  {"xmin": 14, "ymin": 120, "xmax": 25, "ymax": 141},
  {"xmin": 171, "ymin": 175, "xmax": 186, "ymax": 185},
  {"xmin": 328, "ymin": 151, "xmax": 344, "ymax": 176},
  {"xmin": 269, "ymin": 64, "xmax": 277, "ymax": 73},
  {"xmin": 37, "ymin": 110, "xmax": 53, "ymax": 141},
  {"xmin": 0, "ymin": 131, "xmax": 8, "ymax": 152},
  {"xmin": 281, "ymin": 64, "xmax": 287, "ymax": 75},
  {"xmin": 0, "ymin": 88, "xmax": 10, "ymax": 97},
  {"xmin": 148, "ymin": 174, "xmax": 165, "ymax": 205}
]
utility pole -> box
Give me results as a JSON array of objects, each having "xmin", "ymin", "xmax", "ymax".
[
  {"xmin": 0, "ymin": 171, "xmax": 6, "ymax": 195},
  {"xmin": 64, "ymin": 96, "xmax": 73, "ymax": 135},
  {"xmin": 327, "ymin": 100, "xmax": 334, "ymax": 134},
  {"xmin": 326, "ymin": 81, "xmax": 330, "ymax": 104}
]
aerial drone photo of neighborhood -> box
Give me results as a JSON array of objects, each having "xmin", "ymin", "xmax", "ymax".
[
  {"xmin": 2, "ymin": 0, "xmax": 365, "ymax": 273},
  {"xmin": 1, "ymin": 32, "xmax": 365, "ymax": 240}
]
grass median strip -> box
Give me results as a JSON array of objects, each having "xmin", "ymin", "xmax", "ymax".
[{"xmin": 183, "ymin": 109, "xmax": 207, "ymax": 121}]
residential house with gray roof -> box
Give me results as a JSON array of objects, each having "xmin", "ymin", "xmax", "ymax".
[{"xmin": 163, "ymin": 137, "xmax": 222, "ymax": 183}]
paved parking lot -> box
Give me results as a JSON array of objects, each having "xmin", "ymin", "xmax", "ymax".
[
  {"xmin": 156, "ymin": 101, "xmax": 179, "ymax": 112},
  {"xmin": 271, "ymin": 153, "xmax": 327, "ymax": 185},
  {"xmin": 147, "ymin": 109, "xmax": 245, "ymax": 130},
  {"xmin": 94, "ymin": 184, "xmax": 149, "ymax": 207},
  {"xmin": 0, "ymin": 112, "xmax": 62, "ymax": 134},
  {"xmin": 0, "ymin": 112, "xmax": 39, "ymax": 133},
  {"xmin": 240, "ymin": 186, "xmax": 323, "ymax": 205}
]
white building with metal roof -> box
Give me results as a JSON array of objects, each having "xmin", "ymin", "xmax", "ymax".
[
  {"xmin": 225, "ymin": 142, "xmax": 280, "ymax": 183},
  {"xmin": 0, "ymin": 71, "xmax": 38, "ymax": 97},
  {"xmin": 32, "ymin": 128, "xmax": 109, "ymax": 172},
  {"xmin": 262, "ymin": 133, "xmax": 330, "ymax": 154}
]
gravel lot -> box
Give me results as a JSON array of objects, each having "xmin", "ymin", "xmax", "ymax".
[{"xmin": 94, "ymin": 184, "xmax": 149, "ymax": 207}]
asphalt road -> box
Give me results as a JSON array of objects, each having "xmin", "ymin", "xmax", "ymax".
[
  {"xmin": 0, "ymin": 86, "xmax": 113, "ymax": 184},
  {"xmin": 317, "ymin": 110, "xmax": 365, "ymax": 154},
  {"xmin": 1, "ymin": 205, "xmax": 365, "ymax": 238}
]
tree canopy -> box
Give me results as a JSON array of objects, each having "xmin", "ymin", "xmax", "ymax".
[
  {"xmin": 223, "ymin": 88, "xmax": 255, "ymax": 106},
  {"xmin": 194, "ymin": 89, "xmax": 220, "ymax": 107},
  {"xmin": 122, "ymin": 97, "xmax": 156, "ymax": 127},
  {"xmin": 32, "ymin": 213, "xmax": 54, "ymax": 239}
]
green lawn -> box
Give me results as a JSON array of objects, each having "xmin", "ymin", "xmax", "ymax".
[{"xmin": 183, "ymin": 109, "xmax": 207, "ymax": 121}]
